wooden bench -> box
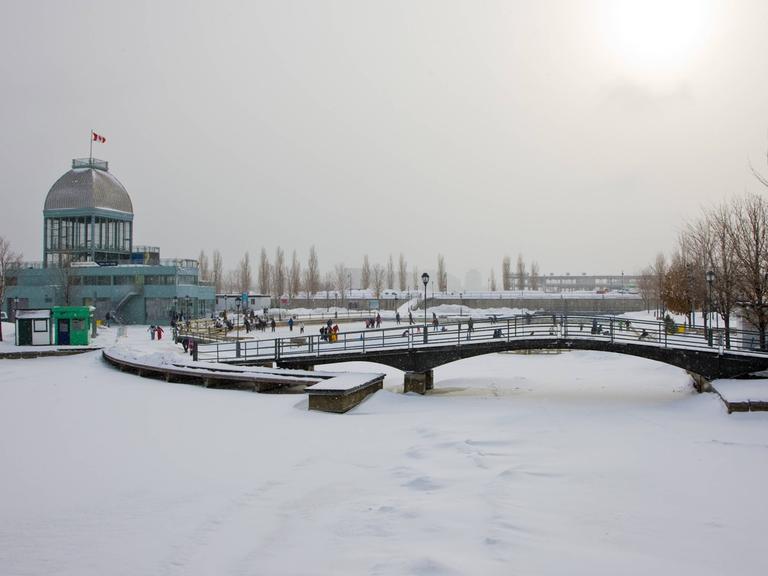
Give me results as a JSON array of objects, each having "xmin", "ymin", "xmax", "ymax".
[
  {"xmin": 289, "ymin": 336, "xmax": 308, "ymax": 347},
  {"xmin": 306, "ymin": 373, "xmax": 385, "ymax": 413}
]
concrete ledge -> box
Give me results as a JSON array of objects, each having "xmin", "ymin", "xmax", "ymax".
[
  {"xmin": 307, "ymin": 374, "xmax": 384, "ymax": 413},
  {"xmin": 749, "ymin": 400, "xmax": 768, "ymax": 411},
  {"xmin": 0, "ymin": 347, "xmax": 102, "ymax": 360},
  {"xmin": 102, "ymin": 349, "xmax": 324, "ymax": 392},
  {"xmin": 726, "ymin": 401, "xmax": 751, "ymax": 414}
]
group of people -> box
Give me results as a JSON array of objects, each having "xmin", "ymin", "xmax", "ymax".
[
  {"xmin": 320, "ymin": 319, "xmax": 340, "ymax": 342},
  {"xmin": 147, "ymin": 325, "xmax": 165, "ymax": 340},
  {"xmin": 364, "ymin": 313, "xmax": 382, "ymax": 329}
]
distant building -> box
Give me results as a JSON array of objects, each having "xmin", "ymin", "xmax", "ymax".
[
  {"xmin": 506, "ymin": 272, "xmax": 639, "ymax": 293},
  {"xmin": 216, "ymin": 292, "xmax": 272, "ymax": 313},
  {"xmin": 5, "ymin": 157, "xmax": 214, "ymax": 324}
]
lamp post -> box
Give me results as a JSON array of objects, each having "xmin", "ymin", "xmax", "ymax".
[
  {"xmin": 236, "ymin": 299, "xmax": 241, "ymax": 357},
  {"xmin": 421, "ymin": 272, "xmax": 430, "ymax": 327},
  {"xmin": 14, "ymin": 297, "xmax": 19, "ymax": 322},
  {"xmin": 706, "ymin": 270, "xmax": 715, "ymax": 346}
]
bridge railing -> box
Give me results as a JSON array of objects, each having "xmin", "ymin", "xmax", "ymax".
[{"xmin": 194, "ymin": 313, "xmax": 767, "ymax": 363}]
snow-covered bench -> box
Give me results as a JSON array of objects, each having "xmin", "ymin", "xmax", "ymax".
[{"xmin": 306, "ymin": 373, "xmax": 385, "ymax": 413}]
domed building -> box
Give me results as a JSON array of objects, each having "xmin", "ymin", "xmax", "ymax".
[
  {"xmin": 5, "ymin": 157, "xmax": 215, "ymax": 325},
  {"xmin": 43, "ymin": 158, "xmax": 133, "ymax": 267}
]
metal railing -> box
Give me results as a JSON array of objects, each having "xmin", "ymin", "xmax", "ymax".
[{"xmin": 195, "ymin": 313, "xmax": 768, "ymax": 364}]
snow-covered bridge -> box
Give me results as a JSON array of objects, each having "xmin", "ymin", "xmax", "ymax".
[{"xmin": 195, "ymin": 314, "xmax": 768, "ymax": 389}]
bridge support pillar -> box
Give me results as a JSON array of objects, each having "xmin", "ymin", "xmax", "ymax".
[
  {"xmin": 688, "ymin": 372, "xmax": 712, "ymax": 393},
  {"xmin": 404, "ymin": 370, "xmax": 434, "ymax": 395}
]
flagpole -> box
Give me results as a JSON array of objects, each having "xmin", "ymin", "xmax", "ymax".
[{"xmin": 89, "ymin": 129, "xmax": 93, "ymax": 161}]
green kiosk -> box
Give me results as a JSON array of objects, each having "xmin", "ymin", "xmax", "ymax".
[{"xmin": 52, "ymin": 306, "xmax": 93, "ymax": 346}]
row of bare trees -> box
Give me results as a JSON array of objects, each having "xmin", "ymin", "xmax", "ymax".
[
  {"xmin": 201, "ymin": 249, "xmax": 456, "ymax": 300},
  {"xmin": 203, "ymin": 246, "xmax": 561, "ymax": 299},
  {"xmin": 501, "ymin": 255, "xmax": 540, "ymax": 291},
  {"xmin": 640, "ymin": 192, "xmax": 768, "ymax": 349}
]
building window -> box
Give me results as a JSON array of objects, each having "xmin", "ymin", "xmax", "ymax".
[{"xmin": 145, "ymin": 275, "xmax": 174, "ymax": 285}]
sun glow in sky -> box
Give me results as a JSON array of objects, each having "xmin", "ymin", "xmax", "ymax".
[{"xmin": 599, "ymin": 0, "xmax": 714, "ymax": 84}]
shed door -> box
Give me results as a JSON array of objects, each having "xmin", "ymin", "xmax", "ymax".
[
  {"xmin": 58, "ymin": 319, "xmax": 70, "ymax": 345},
  {"xmin": 18, "ymin": 320, "xmax": 33, "ymax": 345}
]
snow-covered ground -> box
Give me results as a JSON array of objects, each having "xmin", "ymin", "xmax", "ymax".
[{"xmin": 1, "ymin": 322, "xmax": 768, "ymax": 575}]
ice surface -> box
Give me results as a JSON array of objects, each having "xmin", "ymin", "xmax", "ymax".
[{"xmin": 1, "ymin": 323, "xmax": 767, "ymax": 575}]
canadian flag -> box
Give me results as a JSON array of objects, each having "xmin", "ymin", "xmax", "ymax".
[{"xmin": 92, "ymin": 131, "xmax": 106, "ymax": 143}]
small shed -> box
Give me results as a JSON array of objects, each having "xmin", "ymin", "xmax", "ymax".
[
  {"xmin": 52, "ymin": 306, "xmax": 92, "ymax": 346},
  {"xmin": 15, "ymin": 309, "xmax": 53, "ymax": 346}
]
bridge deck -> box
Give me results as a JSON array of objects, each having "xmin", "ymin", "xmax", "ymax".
[{"xmin": 194, "ymin": 314, "xmax": 768, "ymax": 379}]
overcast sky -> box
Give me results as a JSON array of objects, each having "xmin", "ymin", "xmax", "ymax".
[{"xmin": 2, "ymin": 0, "xmax": 768, "ymax": 288}]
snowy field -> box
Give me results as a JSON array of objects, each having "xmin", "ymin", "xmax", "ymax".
[{"xmin": 1, "ymin": 322, "xmax": 768, "ymax": 575}]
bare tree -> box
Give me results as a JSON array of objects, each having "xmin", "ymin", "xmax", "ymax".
[
  {"xmin": 334, "ymin": 263, "xmax": 348, "ymax": 303},
  {"xmin": 386, "ymin": 254, "xmax": 395, "ymax": 289},
  {"xmin": 412, "ymin": 268, "xmax": 419, "ymax": 293},
  {"xmin": 637, "ymin": 266, "xmax": 656, "ymax": 313},
  {"xmin": 0, "ymin": 236, "xmax": 22, "ymax": 340},
  {"xmin": 489, "ymin": 268, "xmax": 497, "ymax": 291},
  {"xmin": 662, "ymin": 250, "xmax": 695, "ymax": 326},
  {"xmin": 198, "ymin": 250, "xmax": 210, "ymax": 283},
  {"xmin": 706, "ymin": 203, "xmax": 738, "ymax": 347},
  {"xmin": 304, "ymin": 245, "xmax": 320, "ymax": 296},
  {"xmin": 288, "ymin": 250, "xmax": 301, "ymax": 300},
  {"xmin": 258, "ymin": 248, "xmax": 271, "ymax": 294},
  {"xmin": 398, "ymin": 253, "xmax": 407, "ymax": 291},
  {"xmin": 731, "ymin": 193, "xmax": 768, "ymax": 349},
  {"xmin": 361, "ymin": 255, "xmax": 371, "ymax": 290},
  {"xmin": 223, "ymin": 269, "xmax": 239, "ymax": 292},
  {"xmin": 371, "ymin": 263, "xmax": 385, "ymax": 298},
  {"xmin": 515, "ymin": 254, "xmax": 526, "ymax": 290},
  {"xmin": 272, "ymin": 247, "xmax": 286, "ymax": 299},
  {"xmin": 749, "ymin": 147, "xmax": 768, "ymax": 191},
  {"xmin": 437, "ymin": 254, "xmax": 447, "ymax": 292},
  {"xmin": 323, "ymin": 271, "xmax": 333, "ymax": 309},
  {"xmin": 238, "ymin": 251, "xmax": 252, "ymax": 293},
  {"xmin": 212, "ymin": 250, "xmax": 224, "ymax": 293},
  {"xmin": 502, "ymin": 255, "xmax": 511, "ymax": 290},
  {"xmin": 651, "ymin": 253, "xmax": 668, "ymax": 317},
  {"xmin": 530, "ymin": 261, "xmax": 540, "ymax": 291}
]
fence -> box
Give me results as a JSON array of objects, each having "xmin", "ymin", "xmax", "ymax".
[{"xmin": 195, "ymin": 313, "xmax": 766, "ymax": 364}]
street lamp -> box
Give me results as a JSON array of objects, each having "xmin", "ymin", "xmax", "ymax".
[
  {"xmin": 236, "ymin": 299, "xmax": 241, "ymax": 341},
  {"xmin": 706, "ymin": 270, "xmax": 715, "ymax": 346},
  {"xmin": 421, "ymin": 272, "xmax": 430, "ymax": 327}
]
